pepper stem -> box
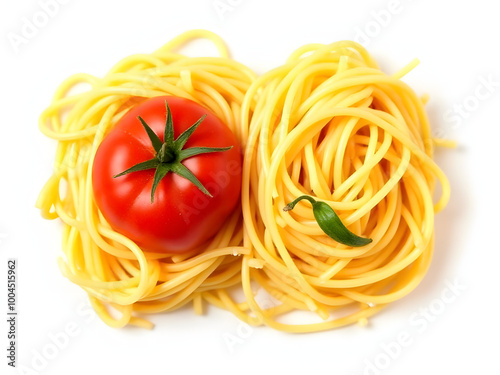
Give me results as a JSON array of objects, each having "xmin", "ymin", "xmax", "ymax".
[{"xmin": 283, "ymin": 195, "xmax": 317, "ymax": 211}]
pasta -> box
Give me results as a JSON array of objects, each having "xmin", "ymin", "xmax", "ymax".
[
  {"xmin": 36, "ymin": 31, "xmax": 450, "ymax": 332},
  {"xmin": 36, "ymin": 30, "xmax": 257, "ymax": 328},
  {"xmin": 239, "ymin": 41, "xmax": 450, "ymax": 332}
]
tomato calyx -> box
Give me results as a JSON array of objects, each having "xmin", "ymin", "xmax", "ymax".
[{"xmin": 114, "ymin": 100, "xmax": 232, "ymax": 202}]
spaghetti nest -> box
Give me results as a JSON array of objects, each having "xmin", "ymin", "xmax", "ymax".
[
  {"xmin": 240, "ymin": 41, "xmax": 450, "ymax": 332},
  {"xmin": 37, "ymin": 32, "xmax": 450, "ymax": 332},
  {"xmin": 36, "ymin": 30, "xmax": 257, "ymax": 328}
]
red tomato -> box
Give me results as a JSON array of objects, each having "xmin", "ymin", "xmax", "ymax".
[{"xmin": 92, "ymin": 96, "xmax": 242, "ymax": 253}]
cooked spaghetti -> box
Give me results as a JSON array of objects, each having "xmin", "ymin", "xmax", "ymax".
[
  {"xmin": 238, "ymin": 41, "xmax": 450, "ymax": 332},
  {"xmin": 36, "ymin": 30, "xmax": 257, "ymax": 328},
  {"xmin": 37, "ymin": 32, "xmax": 450, "ymax": 332}
]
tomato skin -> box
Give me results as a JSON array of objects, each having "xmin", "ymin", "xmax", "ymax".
[{"xmin": 92, "ymin": 96, "xmax": 242, "ymax": 253}]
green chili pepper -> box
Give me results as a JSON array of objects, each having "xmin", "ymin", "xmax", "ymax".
[{"xmin": 283, "ymin": 195, "xmax": 372, "ymax": 247}]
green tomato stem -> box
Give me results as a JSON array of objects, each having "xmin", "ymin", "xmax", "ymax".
[
  {"xmin": 158, "ymin": 143, "xmax": 175, "ymax": 163},
  {"xmin": 114, "ymin": 100, "xmax": 232, "ymax": 203}
]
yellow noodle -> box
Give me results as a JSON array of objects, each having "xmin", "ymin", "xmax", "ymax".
[
  {"xmin": 36, "ymin": 30, "xmax": 256, "ymax": 328},
  {"xmin": 240, "ymin": 41, "xmax": 450, "ymax": 333}
]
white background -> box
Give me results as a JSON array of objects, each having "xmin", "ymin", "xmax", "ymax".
[{"xmin": 1, "ymin": 1, "xmax": 499, "ymax": 374}]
